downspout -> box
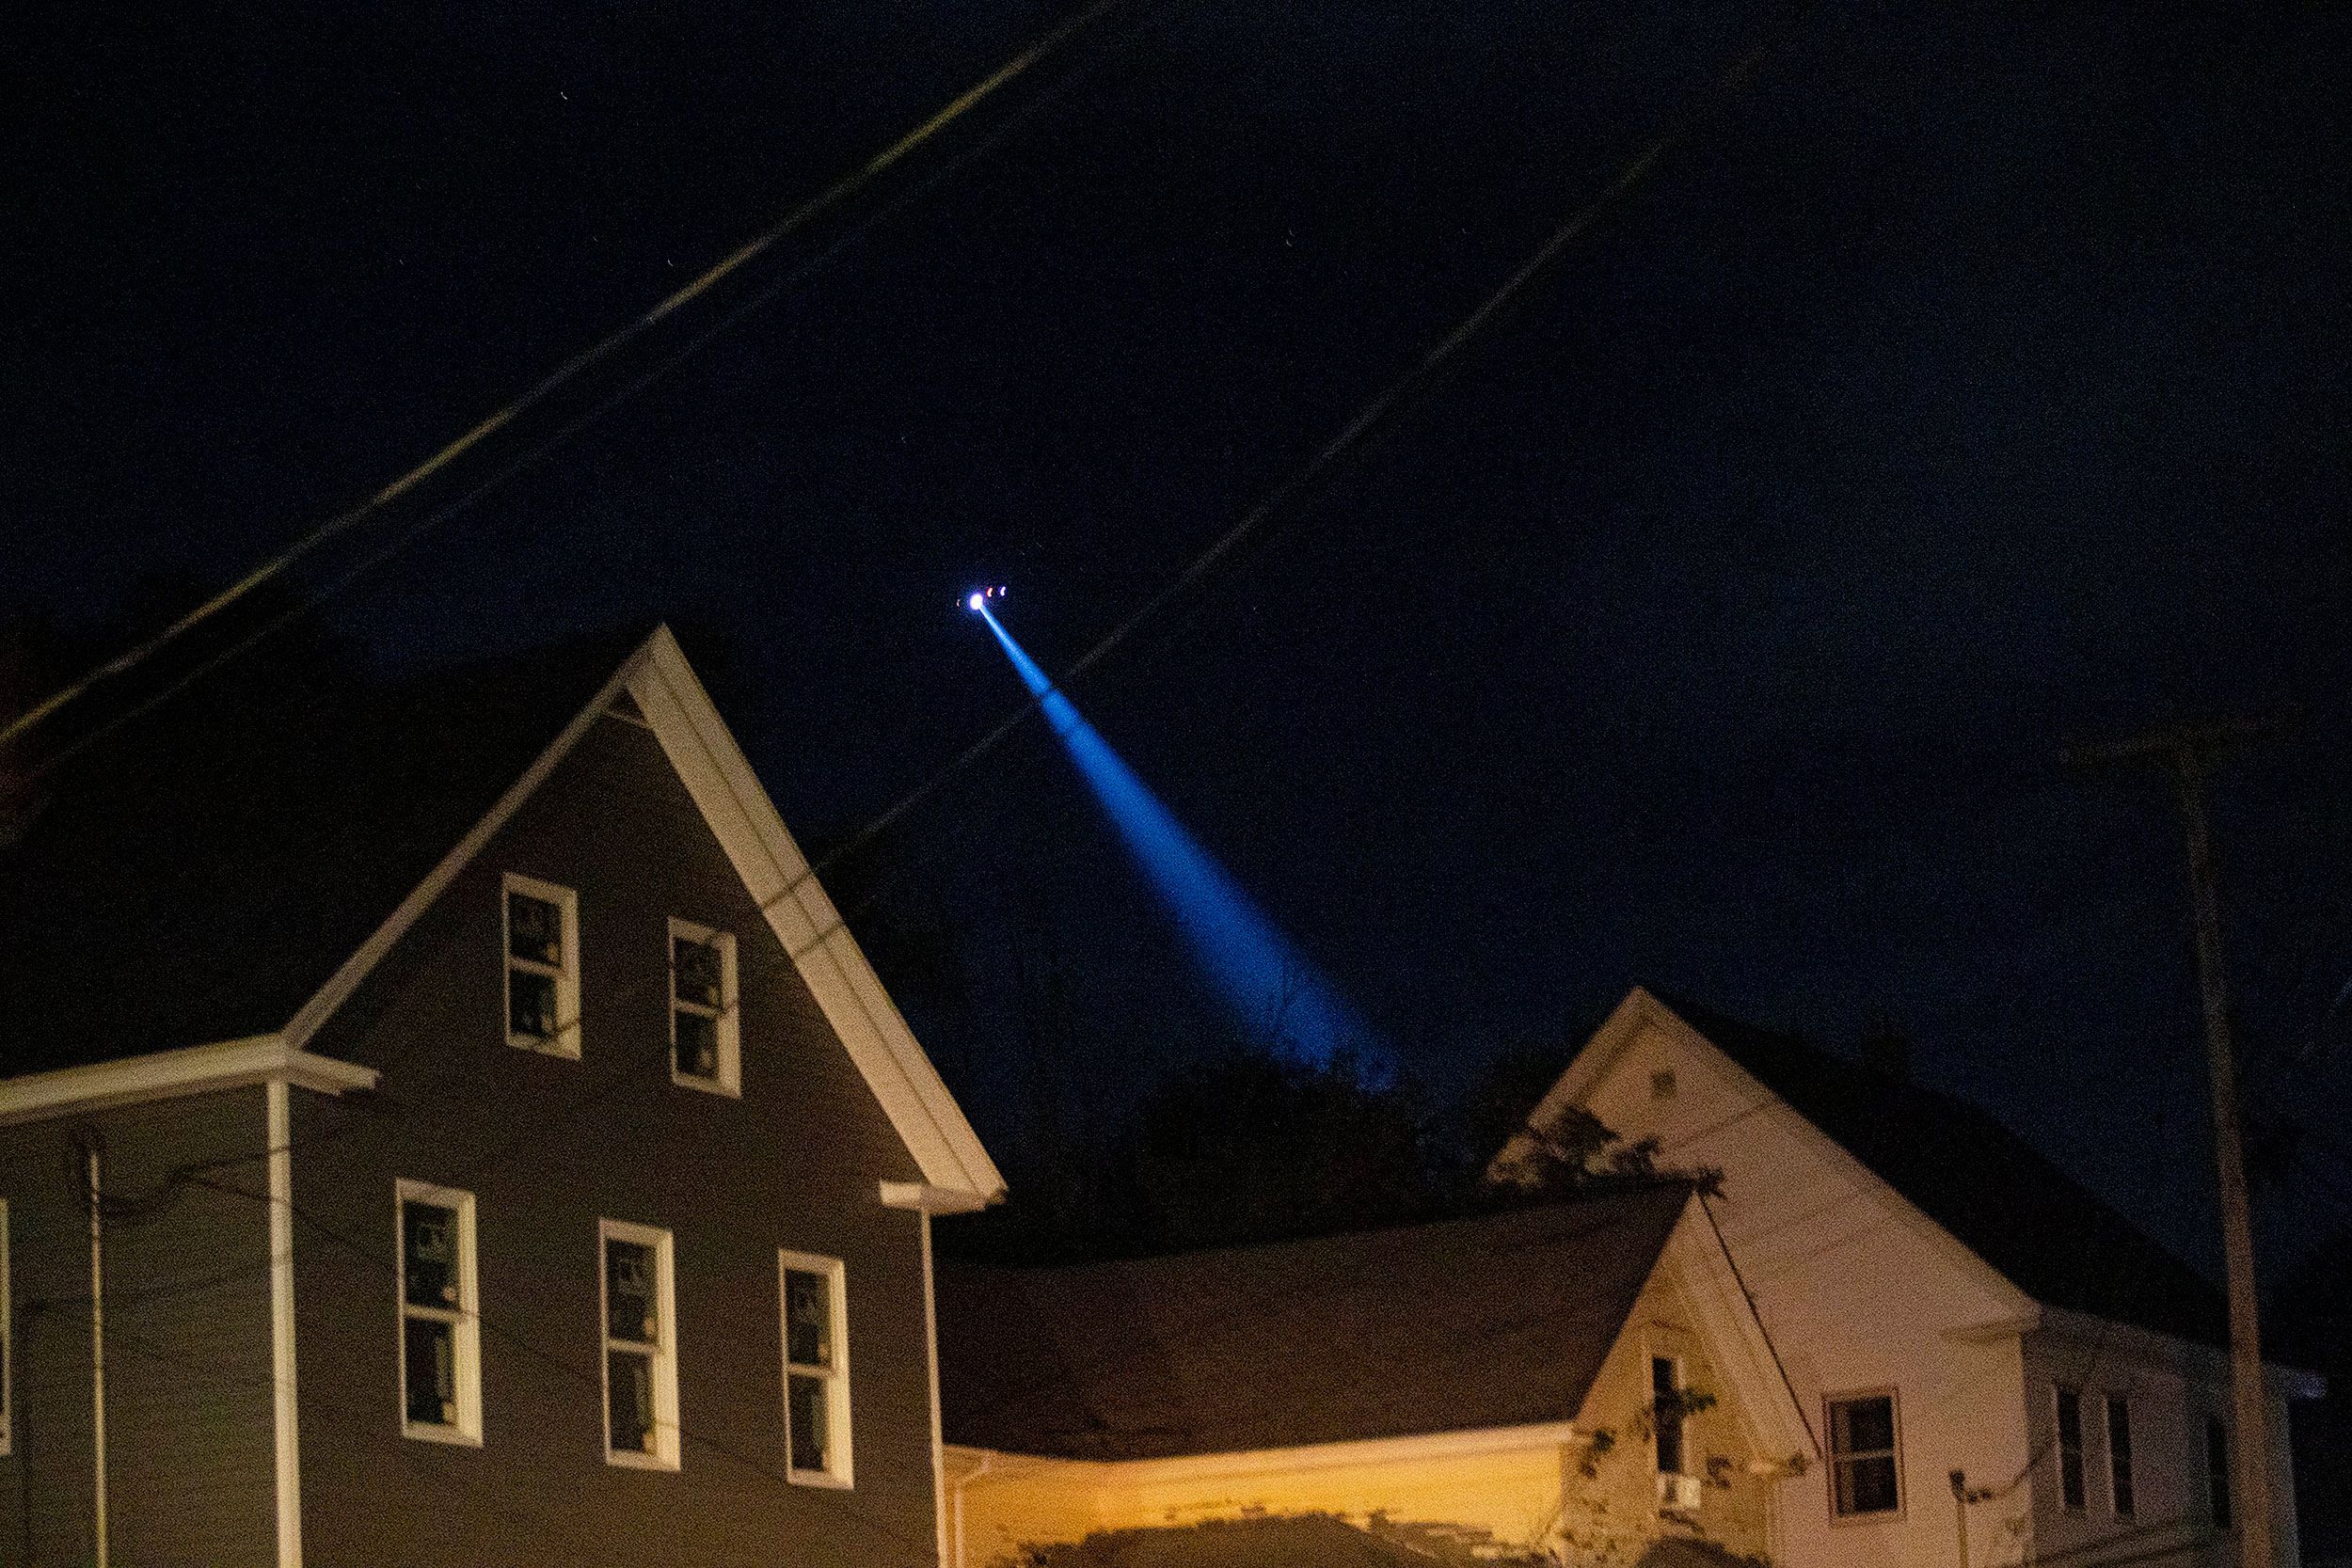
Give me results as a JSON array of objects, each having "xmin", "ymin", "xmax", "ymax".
[
  {"xmin": 922, "ymin": 1210, "xmax": 948, "ymax": 1568},
  {"xmin": 85, "ymin": 1137, "xmax": 107, "ymax": 1568}
]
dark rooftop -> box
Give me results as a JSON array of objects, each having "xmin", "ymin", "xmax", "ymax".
[
  {"xmin": 938, "ymin": 1183, "xmax": 1692, "ymax": 1462},
  {"xmin": 0, "ymin": 624, "xmax": 646, "ymax": 1075},
  {"xmin": 1652, "ymin": 991, "xmax": 2231, "ymax": 1350}
]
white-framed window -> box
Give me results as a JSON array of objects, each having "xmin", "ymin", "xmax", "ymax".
[
  {"xmin": 2106, "ymin": 1396, "xmax": 2135, "ymax": 1518},
  {"xmin": 2205, "ymin": 1415, "xmax": 2233, "ymax": 1529},
  {"xmin": 599, "ymin": 1220, "xmax": 678, "ymax": 1468},
  {"xmin": 1826, "ymin": 1391, "xmax": 1901, "ymax": 1519},
  {"xmin": 668, "ymin": 918, "xmax": 739, "ymax": 1095},
  {"xmin": 396, "ymin": 1180, "xmax": 481, "ymax": 1445},
  {"xmin": 780, "ymin": 1251, "xmax": 850, "ymax": 1485},
  {"xmin": 1, "ymin": 1198, "xmax": 12, "ymax": 1458},
  {"xmin": 2055, "ymin": 1385, "xmax": 2087, "ymax": 1510},
  {"xmin": 503, "ymin": 873, "xmax": 580, "ymax": 1056}
]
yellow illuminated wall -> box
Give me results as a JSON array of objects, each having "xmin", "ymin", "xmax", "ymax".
[{"xmin": 947, "ymin": 1253, "xmax": 1782, "ymax": 1568}]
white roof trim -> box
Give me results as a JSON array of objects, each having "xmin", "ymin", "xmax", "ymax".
[
  {"xmin": 279, "ymin": 626, "xmax": 1002, "ymax": 1204},
  {"xmin": 628, "ymin": 630, "xmax": 1003, "ymax": 1203},
  {"xmin": 1661, "ymin": 1196, "xmax": 1820, "ymax": 1463},
  {"xmin": 1500, "ymin": 987, "xmax": 2038, "ymax": 1325},
  {"xmin": 0, "ymin": 1035, "xmax": 379, "ymax": 1126},
  {"xmin": 881, "ymin": 1181, "xmax": 993, "ymax": 1215},
  {"xmin": 946, "ymin": 1419, "xmax": 1584, "ymax": 1482}
]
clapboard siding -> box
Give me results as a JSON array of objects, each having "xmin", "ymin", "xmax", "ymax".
[
  {"xmin": 290, "ymin": 711, "xmax": 938, "ymax": 1568},
  {"xmin": 0, "ymin": 1087, "xmax": 278, "ymax": 1567}
]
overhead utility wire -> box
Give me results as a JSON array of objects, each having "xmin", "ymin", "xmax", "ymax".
[
  {"xmin": 787, "ymin": 0, "xmax": 1820, "ymax": 912},
  {"xmin": 0, "ymin": 0, "xmax": 1138, "ymax": 762},
  {"xmin": 0, "ymin": 0, "xmax": 1178, "ymax": 801}
]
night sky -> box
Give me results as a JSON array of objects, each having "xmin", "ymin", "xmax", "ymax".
[{"xmin": 8, "ymin": 0, "xmax": 2350, "ymax": 1278}]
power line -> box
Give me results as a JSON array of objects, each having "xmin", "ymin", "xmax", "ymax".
[{"xmin": 0, "ymin": 0, "xmax": 1142, "ymax": 766}]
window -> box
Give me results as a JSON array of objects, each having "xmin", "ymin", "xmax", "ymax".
[
  {"xmin": 2106, "ymin": 1397, "xmax": 2134, "ymax": 1518},
  {"xmin": 780, "ymin": 1252, "xmax": 850, "ymax": 1485},
  {"xmin": 396, "ymin": 1180, "xmax": 481, "ymax": 1444},
  {"xmin": 2206, "ymin": 1416, "xmax": 2232, "ymax": 1529},
  {"xmin": 599, "ymin": 1221, "xmax": 678, "ymax": 1468},
  {"xmin": 668, "ymin": 919, "xmax": 739, "ymax": 1094},
  {"xmin": 503, "ymin": 874, "xmax": 579, "ymax": 1056},
  {"xmin": 1827, "ymin": 1393, "xmax": 1900, "ymax": 1518},
  {"xmin": 2055, "ymin": 1385, "xmax": 2086, "ymax": 1510},
  {"xmin": 1653, "ymin": 1356, "xmax": 1688, "ymax": 1476},
  {"xmin": 1, "ymin": 1199, "xmax": 11, "ymax": 1459}
]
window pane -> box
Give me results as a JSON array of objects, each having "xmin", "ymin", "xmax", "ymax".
[
  {"xmin": 1652, "ymin": 1357, "xmax": 1685, "ymax": 1476},
  {"xmin": 405, "ymin": 1317, "xmax": 458, "ymax": 1426},
  {"xmin": 508, "ymin": 892, "xmax": 563, "ymax": 964},
  {"xmin": 610, "ymin": 1350, "xmax": 657, "ymax": 1454},
  {"xmin": 2108, "ymin": 1400, "xmax": 2135, "ymax": 1517},
  {"xmin": 607, "ymin": 1242, "xmax": 657, "ymax": 1343},
  {"xmin": 2207, "ymin": 1418, "xmax": 2232, "ymax": 1528},
  {"xmin": 509, "ymin": 969, "xmax": 559, "ymax": 1040},
  {"xmin": 403, "ymin": 1202, "xmax": 459, "ymax": 1308},
  {"xmin": 675, "ymin": 1009, "xmax": 720, "ymax": 1078},
  {"xmin": 675, "ymin": 937, "xmax": 723, "ymax": 1008},
  {"xmin": 1838, "ymin": 1455, "xmax": 1899, "ymax": 1515},
  {"xmin": 1834, "ymin": 1396, "xmax": 1895, "ymax": 1456},
  {"xmin": 2058, "ymin": 1388, "xmax": 2085, "ymax": 1508},
  {"xmin": 786, "ymin": 1270, "xmax": 833, "ymax": 1369},
  {"xmin": 788, "ymin": 1371, "xmax": 831, "ymax": 1473}
]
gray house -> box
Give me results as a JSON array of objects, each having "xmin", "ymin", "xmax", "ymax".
[{"xmin": 0, "ymin": 626, "xmax": 1003, "ymax": 1568}]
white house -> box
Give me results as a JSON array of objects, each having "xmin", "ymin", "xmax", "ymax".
[{"xmin": 1494, "ymin": 988, "xmax": 2321, "ymax": 1568}]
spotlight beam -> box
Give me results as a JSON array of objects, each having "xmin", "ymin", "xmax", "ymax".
[{"xmin": 974, "ymin": 600, "xmax": 1367, "ymax": 1061}]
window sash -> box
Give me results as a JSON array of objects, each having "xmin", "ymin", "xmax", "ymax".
[
  {"xmin": 599, "ymin": 1221, "xmax": 678, "ymax": 1467},
  {"xmin": 1652, "ymin": 1355, "xmax": 1687, "ymax": 1477},
  {"xmin": 2056, "ymin": 1386, "xmax": 2086, "ymax": 1510},
  {"xmin": 780, "ymin": 1252, "xmax": 850, "ymax": 1485},
  {"xmin": 1826, "ymin": 1394, "xmax": 1900, "ymax": 1518},
  {"xmin": 2106, "ymin": 1398, "xmax": 2135, "ymax": 1517},
  {"xmin": 668, "ymin": 919, "xmax": 739, "ymax": 1093},
  {"xmin": 396, "ymin": 1181, "xmax": 480, "ymax": 1444},
  {"xmin": 503, "ymin": 874, "xmax": 579, "ymax": 1055}
]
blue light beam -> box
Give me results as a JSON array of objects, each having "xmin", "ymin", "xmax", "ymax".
[{"xmin": 975, "ymin": 601, "xmax": 1369, "ymax": 1062}]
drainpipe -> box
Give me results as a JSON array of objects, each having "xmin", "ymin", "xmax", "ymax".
[
  {"xmin": 1950, "ymin": 1468, "xmax": 1992, "ymax": 1568},
  {"xmin": 87, "ymin": 1136, "xmax": 109, "ymax": 1568}
]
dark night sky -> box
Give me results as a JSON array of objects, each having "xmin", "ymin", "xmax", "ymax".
[{"xmin": 7, "ymin": 0, "xmax": 2350, "ymax": 1277}]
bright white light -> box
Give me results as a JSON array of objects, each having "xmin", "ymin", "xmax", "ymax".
[{"xmin": 967, "ymin": 593, "xmax": 984, "ymax": 611}]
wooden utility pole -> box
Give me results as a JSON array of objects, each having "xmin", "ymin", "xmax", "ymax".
[{"xmin": 2065, "ymin": 714, "xmax": 2285, "ymax": 1568}]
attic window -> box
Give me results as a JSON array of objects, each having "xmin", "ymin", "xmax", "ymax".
[
  {"xmin": 669, "ymin": 919, "xmax": 739, "ymax": 1095},
  {"xmin": 2055, "ymin": 1386, "xmax": 2086, "ymax": 1510},
  {"xmin": 503, "ymin": 874, "xmax": 580, "ymax": 1057},
  {"xmin": 1827, "ymin": 1392, "xmax": 1900, "ymax": 1518}
]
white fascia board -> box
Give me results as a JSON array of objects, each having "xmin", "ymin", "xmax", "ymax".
[
  {"xmin": 882, "ymin": 1181, "xmax": 994, "ymax": 1215},
  {"xmin": 628, "ymin": 628, "xmax": 1005, "ymax": 1206},
  {"xmin": 1662, "ymin": 1195, "xmax": 1820, "ymax": 1464},
  {"xmin": 948, "ymin": 1421, "xmax": 1583, "ymax": 1485},
  {"xmin": 0, "ymin": 1035, "xmax": 379, "ymax": 1126},
  {"xmin": 2034, "ymin": 1303, "xmax": 2327, "ymax": 1402},
  {"xmin": 1510, "ymin": 987, "xmax": 2038, "ymax": 1326}
]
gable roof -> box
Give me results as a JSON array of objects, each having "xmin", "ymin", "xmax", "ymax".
[
  {"xmin": 0, "ymin": 624, "xmax": 1002, "ymax": 1202},
  {"xmin": 937, "ymin": 1185, "xmax": 1694, "ymax": 1463},
  {"xmin": 1547, "ymin": 989, "xmax": 2230, "ymax": 1349}
]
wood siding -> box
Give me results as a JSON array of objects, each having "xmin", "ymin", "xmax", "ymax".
[
  {"xmin": 288, "ymin": 711, "xmax": 940, "ymax": 1568},
  {"xmin": 0, "ymin": 1087, "xmax": 278, "ymax": 1568}
]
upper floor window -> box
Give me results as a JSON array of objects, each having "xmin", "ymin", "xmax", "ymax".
[
  {"xmin": 2055, "ymin": 1385, "xmax": 2086, "ymax": 1509},
  {"xmin": 1652, "ymin": 1354, "xmax": 1699, "ymax": 1512},
  {"xmin": 669, "ymin": 919, "xmax": 739, "ymax": 1095},
  {"xmin": 600, "ymin": 1220, "xmax": 678, "ymax": 1468},
  {"xmin": 781, "ymin": 1251, "xmax": 851, "ymax": 1485},
  {"xmin": 2206, "ymin": 1416, "xmax": 2233, "ymax": 1529},
  {"xmin": 2106, "ymin": 1397, "xmax": 2134, "ymax": 1517},
  {"xmin": 504, "ymin": 874, "xmax": 580, "ymax": 1056},
  {"xmin": 1827, "ymin": 1392, "xmax": 1900, "ymax": 1518},
  {"xmin": 397, "ymin": 1180, "xmax": 481, "ymax": 1445}
]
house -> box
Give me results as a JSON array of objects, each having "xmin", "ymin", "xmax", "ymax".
[
  {"xmin": 1492, "ymin": 988, "xmax": 2321, "ymax": 1568},
  {"xmin": 936, "ymin": 1184, "xmax": 1820, "ymax": 1568},
  {"xmin": 0, "ymin": 626, "xmax": 1004, "ymax": 1568}
]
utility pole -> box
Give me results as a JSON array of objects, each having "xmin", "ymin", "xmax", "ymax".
[{"xmin": 2065, "ymin": 713, "xmax": 2286, "ymax": 1568}]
